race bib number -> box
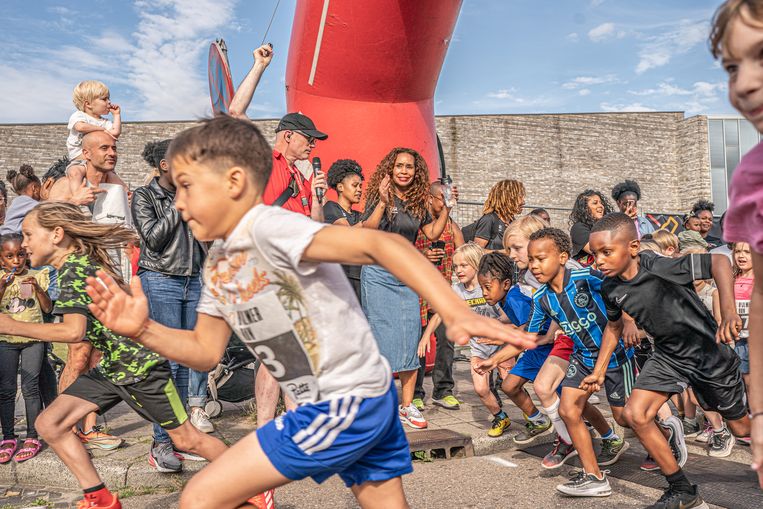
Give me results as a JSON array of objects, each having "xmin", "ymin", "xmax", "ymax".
[
  {"xmin": 231, "ymin": 292, "xmax": 319, "ymax": 403},
  {"xmin": 737, "ymin": 300, "xmax": 750, "ymax": 339}
]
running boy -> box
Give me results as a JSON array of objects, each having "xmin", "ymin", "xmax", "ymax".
[
  {"xmin": 0, "ymin": 202, "xmax": 228, "ymax": 509},
  {"xmin": 524, "ymin": 227, "xmax": 636, "ymax": 498},
  {"xmin": 586, "ymin": 212, "xmax": 749, "ymax": 509},
  {"xmin": 84, "ymin": 116, "xmax": 535, "ymax": 509}
]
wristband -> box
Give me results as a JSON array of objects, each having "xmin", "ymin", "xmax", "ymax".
[{"xmin": 751, "ymin": 411, "xmax": 763, "ymax": 420}]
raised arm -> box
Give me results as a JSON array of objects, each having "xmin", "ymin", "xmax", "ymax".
[{"xmin": 228, "ymin": 45, "xmax": 274, "ymax": 120}]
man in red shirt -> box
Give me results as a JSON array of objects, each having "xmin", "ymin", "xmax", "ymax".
[{"xmin": 265, "ymin": 112, "xmax": 328, "ymax": 221}]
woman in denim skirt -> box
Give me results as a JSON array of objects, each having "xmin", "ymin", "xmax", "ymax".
[{"xmin": 361, "ymin": 147, "xmax": 455, "ymax": 429}]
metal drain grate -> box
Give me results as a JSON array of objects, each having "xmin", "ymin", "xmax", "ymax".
[
  {"xmin": 520, "ymin": 441, "xmax": 763, "ymax": 509},
  {"xmin": 407, "ymin": 429, "xmax": 475, "ymax": 460}
]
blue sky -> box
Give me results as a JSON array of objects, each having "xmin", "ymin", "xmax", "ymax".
[{"xmin": 0, "ymin": 0, "xmax": 738, "ymax": 123}]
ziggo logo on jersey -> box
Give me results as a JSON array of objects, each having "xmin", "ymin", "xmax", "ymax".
[{"xmin": 558, "ymin": 312, "xmax": 598, "ymax": 335}]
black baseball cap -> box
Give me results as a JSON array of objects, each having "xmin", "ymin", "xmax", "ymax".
[{"xmin": 275, "ymin": 112, "xmax": 328, "ymax": 140}]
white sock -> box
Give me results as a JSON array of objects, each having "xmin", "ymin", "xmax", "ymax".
[{"xmin": 543, "ymin": 398, "xmax": 572, "ymax": 444}]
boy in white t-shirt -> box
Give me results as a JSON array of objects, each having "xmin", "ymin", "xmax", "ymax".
[
  {"xmin": 84, "ymin": 116, "xmax": 535, "ymax": 509},
  {"xmin": 67, "ymin": 80, "xmax": 122, "ymax": 163}
]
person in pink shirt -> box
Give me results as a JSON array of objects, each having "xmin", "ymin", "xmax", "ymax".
[{"xmin": 733, "ymin": 242, "xmax": 754, "ymax": 386}]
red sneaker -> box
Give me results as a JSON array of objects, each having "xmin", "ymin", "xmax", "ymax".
[
  {"xmin": 247, "ymin": 489, "xmax": 275, "ymax": 509},
  {"xmin": 77, "ymin": 492, "xmax": 122, "ymax": 509}
]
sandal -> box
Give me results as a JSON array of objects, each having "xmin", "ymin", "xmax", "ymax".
[
  {"xmin": 0, "ymin": 439, "xmax": 17, "ymax": 464},
  {"xmin": 14, "ymin": 438, "xmax": 42, "ymax": 462}
]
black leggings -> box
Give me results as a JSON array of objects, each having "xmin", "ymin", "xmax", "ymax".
[{"xmin": 0, "ymin": 341, "xmax": 45, "ymax": 439}]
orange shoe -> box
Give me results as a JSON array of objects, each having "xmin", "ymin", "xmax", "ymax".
[
  {"xmin": 247, "ymin": 489, "xmax": 275, "ymax": 509},
  {"xmin": 76, "ymin": 426, "xmax": 124, "ymax": 451},
  {"xmin": 77, "ymin": 492, "xmax": 122, "ymax": 508}
]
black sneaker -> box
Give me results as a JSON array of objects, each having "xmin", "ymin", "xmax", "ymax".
[
  {"xmin": 542, "ymin": 436, "xmax": 578, "ymax": 470},
  {"xmin": 708, "ymin": 427, "xmax": 735, "ymax": 458},
  {"xmin": 682, "ymin": 418, "xmax": 701, "ymax": 438},
  {"xmin": 556, "ymin": 470, "xmax": 611, "ymax": 497},
  {"xmin": 645, "ymin": 485, "xmax": 709, "ymax": 509},
  {"xmin": 597, "ymin": 436, "xmax": 629, "ymax": 466}
]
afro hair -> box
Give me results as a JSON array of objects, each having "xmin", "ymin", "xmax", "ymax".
[
  {"xmin": 611, "ymin": 180, "xmax": 642, "ymax": 202},
  {"xmin": 327, "ymin": 159, "xmax": 364, "ymax": 190},
  {"xmin": 692, "ymin": 199, "xmax": 715, "ymax": 215},
  {"xmin": 529, "ymin": 227, "xmax": 573, "ymax": 255}
]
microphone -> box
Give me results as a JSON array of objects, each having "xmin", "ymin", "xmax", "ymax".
[{"xmin": 313, "ymin": 157, "xmax": 324, "ymax": 203}]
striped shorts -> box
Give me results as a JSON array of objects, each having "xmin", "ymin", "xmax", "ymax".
[
  {"xmin": 561, "ymin": 354, "xmax": 637, "ymax": 407},
  {"xmin": 257, "ymin": 381, "xmax": 413, "ymax": 487}
]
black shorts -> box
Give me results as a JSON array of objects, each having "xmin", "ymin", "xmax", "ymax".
[
  {"xmin": 634, "ymin": 352, "xmax": 747, "ymax": 421},
  {"xmin": 561, "ymin": 355, "xmax": 637, "ymax": 408},
  {"xmin": 63, "ymin": 362, "xmax": 188, "ymax": 430}
]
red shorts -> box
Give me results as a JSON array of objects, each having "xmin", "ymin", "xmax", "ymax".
[{"xmin": 549, "ymin": 334, "xmax": 573, "ymax": 361}]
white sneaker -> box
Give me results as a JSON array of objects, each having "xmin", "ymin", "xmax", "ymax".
[
  {"xmin": 190, "ymin": 407, "xmax": 215, "ymax": 433},
  {"xmin": 556, "ymin": 471, "xmax": 611, "ymax": 497},
  {"xmin": 588, "ymin": 394, "xmax": 601, "ymax": 405},
  {"xmin": 695, "ymin": 424, "xmax": 712, "ymax": 443},
  {"xmin": 399, "ymin": 404, "xmax": 428, "ymax": 429}
]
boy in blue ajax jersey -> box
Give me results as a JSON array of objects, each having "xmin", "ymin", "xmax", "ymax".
[
  {"xmin": 586, "ymin": 213, "xmax": 749, "ymax": 509},
  {"xmin": 526, "ymin": 228, "xmax": 636, "ymax": 498}
]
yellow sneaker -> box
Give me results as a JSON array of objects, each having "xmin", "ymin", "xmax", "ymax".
[{"xmin": 488, "ymin": 415, "xmax": 511, "ymax": 437}]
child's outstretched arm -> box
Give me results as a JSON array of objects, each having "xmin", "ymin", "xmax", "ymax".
[
  {"xmin": 85, "ymin": 272, "xmax": 232, "ymax": 371},
  {"xmin": 0, "ymin": 313, "xmax": 86, "ymax": 343},
  {"xmin": 710, "ymin": 253, "xmax": 743, "ymax": 343},
  {"xmin": 229, "ymin": 44, "xmax": 274, "ymax": 120},
  {"xmin": 304, "ymin": 226, "xmax": 536, "ymax": 349},
  {"xmin": 73, "ymin": 122, "xmax": 108, "ymax": 135}
]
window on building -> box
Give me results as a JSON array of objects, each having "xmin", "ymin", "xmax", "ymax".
[{"xmin": 707, "ymin": 117, "xmax": 762, "ymax": 214}]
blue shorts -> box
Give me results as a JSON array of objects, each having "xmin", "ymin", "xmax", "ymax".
[
  {"xmin": 257, "ymin": 382, "xmax": 413, "ymax": 487},
  {"xmin": 510, "ymin": 344, "xmax": 553, "ymax": 382},
  {"xmin": 734, "ymin": 339, "xmax": 750, "ymax": 374}
]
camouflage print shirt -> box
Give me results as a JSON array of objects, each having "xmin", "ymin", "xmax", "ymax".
[{"xmin": 53, "ymin": 253, "xmax": 163, "ymax": 385}]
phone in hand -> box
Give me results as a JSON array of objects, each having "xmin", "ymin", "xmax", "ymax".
[{"xmin": 431, "ymin": 240, "xmax": 446, "ymax": 250}]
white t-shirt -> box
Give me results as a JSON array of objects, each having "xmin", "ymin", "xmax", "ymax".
[
  {"xmin": 67, "ymin": 111, "xmax": 113, "ymax": 159},
  {"xmin": 197, "ymin": 205, "xmax": 391, "ymax": 405}
]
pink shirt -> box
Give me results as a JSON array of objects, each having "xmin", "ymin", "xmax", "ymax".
[{"xmin": 725, "ymin": 141, "xmax": 763, "ymax": 253}]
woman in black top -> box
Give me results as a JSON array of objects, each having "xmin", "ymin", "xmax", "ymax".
[
  {"xmin": 569, "ymin": 189, "xmax": 613, "ymax": 266},
  {"xmin": 473, "ymin": 179, "xmax": 525, "ymax": 251},
  {"xmin": 323, "ymin": 159, "xmax": 364, "ymax": 299},
  {"xmin": 361, "ymin": 147, "xmax": 452, "ymax": 429}
]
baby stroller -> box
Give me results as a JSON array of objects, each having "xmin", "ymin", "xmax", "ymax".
[{"xmin": 204, "ymin": 334, "xmax": 257, "ymax": 418}]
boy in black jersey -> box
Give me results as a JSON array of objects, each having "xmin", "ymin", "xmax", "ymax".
[{"xmin": 585, "ymin": 213, "xmax": 750, "ymax": 509}]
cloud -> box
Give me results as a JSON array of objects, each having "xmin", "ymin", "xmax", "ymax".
[
  {"xmin": 562, "ymin": 74, "xmax": 620, "ymax": 90},
  {"xmin": 600, "ymin": 102, "xmax": 657, "ymax": 112},
  {"xmin": 567, "ymin": 32, "xmax": 580, "ymax": 43},
  {"xmin": 476, "ymin": 88, "xmax": 553, "ymax": 110},
  {"xmin": 626, "ymin": 80, "xmax": 726, "ymax": 114},
  {"xmin": 588, "ymin": 22, "xmax": 615, "ymax": 42},
  {"xmin": 0, "ymin": 0, "xmax": 237, "ymax": 122},
  {"xmin": 126, "ymin": 0, "xmax": 237, "ymax": 120},
  {"xmin": 590, "ymin": 0, "xmax": 607, "ymax": 6},
  {"xmin": 579, "ymin": 89, "xmax": 591, "ymax": 96},
  {"xmin": 635, "ymin": 20, "xmax": 708, "ymax": 74}
]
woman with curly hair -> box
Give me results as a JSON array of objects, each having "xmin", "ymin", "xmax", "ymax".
[
  {"xmin": 473, "ymin": 180, "xmax": 525, "ymax": 251},
  {"xmin": 569, "ymin": 189, "xmax": 612, "ymax": 266},
  {"xmin": 361, "ymin": 147, "xmax": 453, "ymax": 430},
  {"xmin": 611, "ymin": 179, "xmax": 655, "ymax": 238},
  {"xmin": 692, "ymin": 199, "xmax": 722, "ymax": 248},
  {"xmin": 323, "ymin": 159, "xmax": 365, "ymax": 299}
]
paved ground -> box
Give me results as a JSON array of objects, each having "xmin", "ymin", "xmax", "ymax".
[{"xmin": 2, "ymin": 351, "xmax": 760, "ymax": 508}]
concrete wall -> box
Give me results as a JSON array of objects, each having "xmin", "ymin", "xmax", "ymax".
[{"xmin": 0, "ymin": 113, "xmax": 709, "ymax": 226}]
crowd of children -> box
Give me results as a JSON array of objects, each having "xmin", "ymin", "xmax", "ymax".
[{"xmin": 0, "ymin": 1, "xmax": 762, "ymax": 508}]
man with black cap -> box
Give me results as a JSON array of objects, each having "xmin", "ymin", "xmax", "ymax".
[{"xmin": 229, "ymin": 44, "xmax": 328, "ymax": 222}]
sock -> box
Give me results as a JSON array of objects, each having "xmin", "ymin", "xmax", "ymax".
[
  {"xmin": 543, "ymin": 398, "xmax": 572, "ymax": 444},
  {"xmin": 665, "ymin": 469, "xmax": 693, "ymax": 494},
  {"xmin": 83, "ymin": 484, "xmax": 113, "ymax": 504},
  {"xmin": 527, "ymin": 410, "xmax": 547, "ymax": 424},
  {"xmin": 601, "ymin": 429, "xmax": 620, "ymax": 441},
  {"xmin": 494, "ymin": 410, "xmax": 508, "ymax": 420},
  {"xmin": 712, "ymin": 425, "xmax": 725, "ymax": 434},
  {"xmin": 684, "ymin": 417, "xmax": 697, "ymax": 426}
]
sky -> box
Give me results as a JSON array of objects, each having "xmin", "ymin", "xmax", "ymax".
[{"xmin": 0, "ymin": 0, "xmax": 739, "ymax": 123}]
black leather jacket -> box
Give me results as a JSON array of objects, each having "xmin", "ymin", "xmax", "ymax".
[{"xmin": 131, "ymin": 178, "xmax": 206, "ymax": 276}]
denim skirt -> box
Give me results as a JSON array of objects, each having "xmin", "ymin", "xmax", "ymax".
[{"xmin": 361, "ymin": 265, "xmax": 421, "ymax": 373}]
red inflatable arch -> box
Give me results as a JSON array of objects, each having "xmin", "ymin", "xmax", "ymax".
[{"xmin": 285, "ymin": 0, "xmax": 463, "ymax": 198}]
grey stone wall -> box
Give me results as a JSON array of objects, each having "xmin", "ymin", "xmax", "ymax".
[{"xmin": 0, "ymin": 113, "xmax": 709, "ymax": 227}]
